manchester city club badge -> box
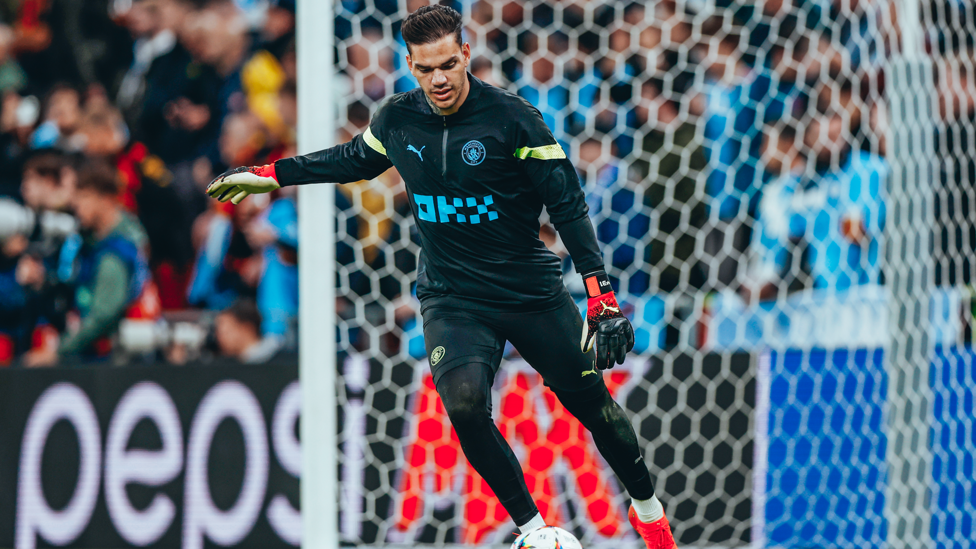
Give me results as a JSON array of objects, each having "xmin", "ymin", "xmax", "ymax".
[{"xmin": 461, "ymin": 140, "xmax": 486, "ymax": 166}]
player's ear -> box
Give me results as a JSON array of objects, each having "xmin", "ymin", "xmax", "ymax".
[
  {"xmin": 406, "ymin": 53, "xmax": 413, "ymax": 71},
  {"xmin": 462, "ymin": 42, "xmax": 471, "ymax": 64}
]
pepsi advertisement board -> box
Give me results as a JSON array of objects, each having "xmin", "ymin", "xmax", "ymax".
[{"xmin": 0, "ymin": 360, "xmax": 301, "ymax": 549}]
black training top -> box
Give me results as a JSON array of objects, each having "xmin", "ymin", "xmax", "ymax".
[{"xmin": 275, "ymin": 73, "xmax": 604, "ymax": 311}]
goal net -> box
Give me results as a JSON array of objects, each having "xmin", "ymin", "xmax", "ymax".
[{"xmin": 322, "ymin": 1, "xmax": 974, "ymax": 547}]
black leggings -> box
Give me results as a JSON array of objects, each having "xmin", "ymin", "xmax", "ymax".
[{"xmin": 435, "ymin": 362, "xmax": 655, "ymax": 525}]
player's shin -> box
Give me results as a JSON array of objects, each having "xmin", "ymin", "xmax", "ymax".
[
  {"xmin": 554, "ymin": 384, "xmax": 655, "ymax": 500},
  {"xmin": 435, "ymin": 365, "xmax": 540, "ymax": 526}
]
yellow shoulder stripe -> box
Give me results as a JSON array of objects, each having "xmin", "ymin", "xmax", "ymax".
[
  {"xmin": 514, "ymin": 144, "xmax": 566, "ymax": 160},
  {"xmin": 363, "ymin": 127, "xmax": 387, "ymax": 156}
]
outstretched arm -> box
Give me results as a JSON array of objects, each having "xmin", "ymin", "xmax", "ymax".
[
  {"xmin": 275, "ymin": 128, "xmax": 394, "ymax": 186},
  {"xmin": 208, "ymin": 128, "xmax": 394, "ymax": 204}
]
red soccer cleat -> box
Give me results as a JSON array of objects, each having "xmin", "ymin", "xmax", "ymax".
[{"xmin": 628, "ymin": 505, "xmax": 678, "ymax": 549}]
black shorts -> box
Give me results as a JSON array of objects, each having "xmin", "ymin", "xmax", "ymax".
[{"xmin": 421, "ymin": 292, "xmax": 605, "ymax": 399}]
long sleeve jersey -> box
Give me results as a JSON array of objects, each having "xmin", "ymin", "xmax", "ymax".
[{"xmin": 275, "ymin": 74, "xmax": 603, "ymax": 311}]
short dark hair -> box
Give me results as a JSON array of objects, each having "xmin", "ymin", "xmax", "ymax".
[
  {"xmin": 401, "ymin": 5, "xmax": 463, "ymax": 52},
  {"xmin": 23, "ymin": 150, "xmax": 65, "ymax": 181},
  {"xmin": 76, "ymin": 159, "xmax": 121, "ymax": 196},
  {"xmin": 43, "ymin": 82, "xmax": 80, "ymax": 109},
  {"xmin": 221, "ymin": 299, "xmax": 262, "ymax": 334},
  {"xmin": 81, "ymin": 105, "xmax": 125, "ymax": 133}
]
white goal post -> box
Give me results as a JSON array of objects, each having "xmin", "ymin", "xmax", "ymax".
[{"xmin": 296, "ymin": 1, "xmax": 339, "ymax": 548}]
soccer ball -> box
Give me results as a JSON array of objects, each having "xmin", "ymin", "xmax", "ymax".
[{"xmin": 510, "ymin": 526, "xmax": 583, "ymax": 549}]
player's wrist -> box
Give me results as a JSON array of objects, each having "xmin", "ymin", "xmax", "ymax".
[
  {"xmin": 582, "ymin": 270, "xmax": 613, "ymax": 299},
  {"xmin": 253, "ymin": 163, "xmax": 278, "ymax": 182}
]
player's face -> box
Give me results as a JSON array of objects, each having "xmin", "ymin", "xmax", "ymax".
[{"xmin": 407, "ymin": 35, "xmax": 471, "ymax": 115}]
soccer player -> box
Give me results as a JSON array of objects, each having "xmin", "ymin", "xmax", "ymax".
[{"xmin": 206, "ymin": 6, "xmax": 678, "ymax": 548}]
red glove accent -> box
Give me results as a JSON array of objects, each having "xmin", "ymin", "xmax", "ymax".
[
  {"xmin": 250, "ymin": 163, "xmax": 278, "ymax": 181},
  {"xmin": 581, "ymin": 271, "xmax": 625, "ymax": 352}
]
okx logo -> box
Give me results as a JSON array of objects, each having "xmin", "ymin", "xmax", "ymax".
[{"xmin": 414, "ymin": 194, "xmax": 498, "ymax": 224}]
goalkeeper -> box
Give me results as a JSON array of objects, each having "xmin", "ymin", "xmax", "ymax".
[{"xmin": 207, "ymin": 6, "xmax": 677, "ymax": 548}]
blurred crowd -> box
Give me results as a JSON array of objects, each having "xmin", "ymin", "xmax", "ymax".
[
  {"xmin": 0, "ymin": 0, "xmax": 973, "ymax": 366},
  {"xmin": 0, "ymin": 0, "xmax": 299, "ymax": 366}
]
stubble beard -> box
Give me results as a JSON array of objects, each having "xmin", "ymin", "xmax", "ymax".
[{"xmin": 424, "ymin": 91, "xmax": 447, "ymax": 115}]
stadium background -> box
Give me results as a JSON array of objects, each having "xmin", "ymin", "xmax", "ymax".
[{"xmin": 0, "ymin": 0, "xmax": 973, "ymax": 548}]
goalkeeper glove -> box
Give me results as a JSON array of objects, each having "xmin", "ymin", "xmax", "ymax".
[
  {"xmin": 206, "ymin": 164, "xmax": 280, "ymax": 205},
  {"xmin": 581, "ymin": 271, "xmax": 635, "ymax": 370}
]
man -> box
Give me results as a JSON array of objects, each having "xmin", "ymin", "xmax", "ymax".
[
  {"xmin": 78, "ymin": 104, "xmax": 194, "ymax": 308},
  {"xmin": 24, "ymin": 160, "xmax": 150, "ymax": 366},
  {"xmin": 206, "ymin": 6, "xmax": 677, "ymax": 548},
  {"xmin": 12, "ymin": 151, "xmax": 78, "ymax": 355},
  {"xmin": 214, "ymin": 298, "xmax": 281, "ymax": 363},
  {"xmin": 116, "ymin": 0, "xmax": 181, "ymax": 130},
  {"xmin": 750, "ymin": 113, "xmax": 886, "ymax": 295}
]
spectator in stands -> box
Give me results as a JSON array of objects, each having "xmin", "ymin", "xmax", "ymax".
[
  {"xmin": 128, "ymin": 0, "xmax": 218, "ymax": 170},
  {"xmin": 24, "ymin": 160, "xmax": 150, "ymax": 366},
  {"xmin": 704, "ymin": 33, "xmax": 816, "ymax": 226},
  {"xmin": 214, "ymin": 298, "xmax": 280, "ymax": 363},
  {"xmin": 244, "ymin": 188, "xmax": 297, "ymax": 345},
  {"xmin": 762, "ymin": 123, "xmax": 807, "ymax": 179},
  {"xmin": 11, "ymin": 151, "xmax": 78, "ymax": 353},
  {"xmin": 259, "ymin": 0, "xmax": 296, "ymax": 60},
  {"xmin": 0, "ymin": 93, "xmax": 40, "ymax": 196},
  {"xmin": 240, "ymin": 0, "xmax": 294, "ymax": 143},
  {"xmin": 742, "ymin": 122, "xmax": 808, "ymax": 303},
  {"xmin": 186, "ymin": 104, "xmax": 272, "ymax": 314},
  {"xmin": 187, "ymin": 198, "xmax": 261, "ymax": 311},
  {"xmin": 0, "ymin": 195, "xmax": 31, "ymax": 358},
  {"xmin": 180, "ymin": 0, "xmax": 253, "ymax": 169},
  {"xmin": 19, "ymin": 149, "xmax": 76, "ymax": 214},
  {"xmin": 13, "ymin": 0, "xmax": 132, "ymax": 94},
  {"xmin": 78, "ymin": 105, "xmax": 194, "ymax": 308},
  {"xmin": 0, "ymin": 24, "xmax": 26, "ymax": 94},
  {"xmin": 575, "ymin": 52, "xmax": 639, "ymax": 150},
  {"xmin": 218, "ymin": 111, "xmax": 267, "ymax": 169},
  {"xmin": 748, "ymin": 111, "xmax": 887, "ymax": 298},
  {"xmin": 116, "ymin": 0, "xmax": 182, "ymax": 135},
  {"xmin": 31, "ymin": 83, "xmax": 83, "ymax": 150}
]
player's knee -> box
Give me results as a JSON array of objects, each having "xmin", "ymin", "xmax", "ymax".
[
  {"xmin": 444, "ymin": 397, "xmax": 488, "ymax": 428},
  {"xmin": 439, "ymin": 383, "xmax": 489, "ymax": 427}
]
